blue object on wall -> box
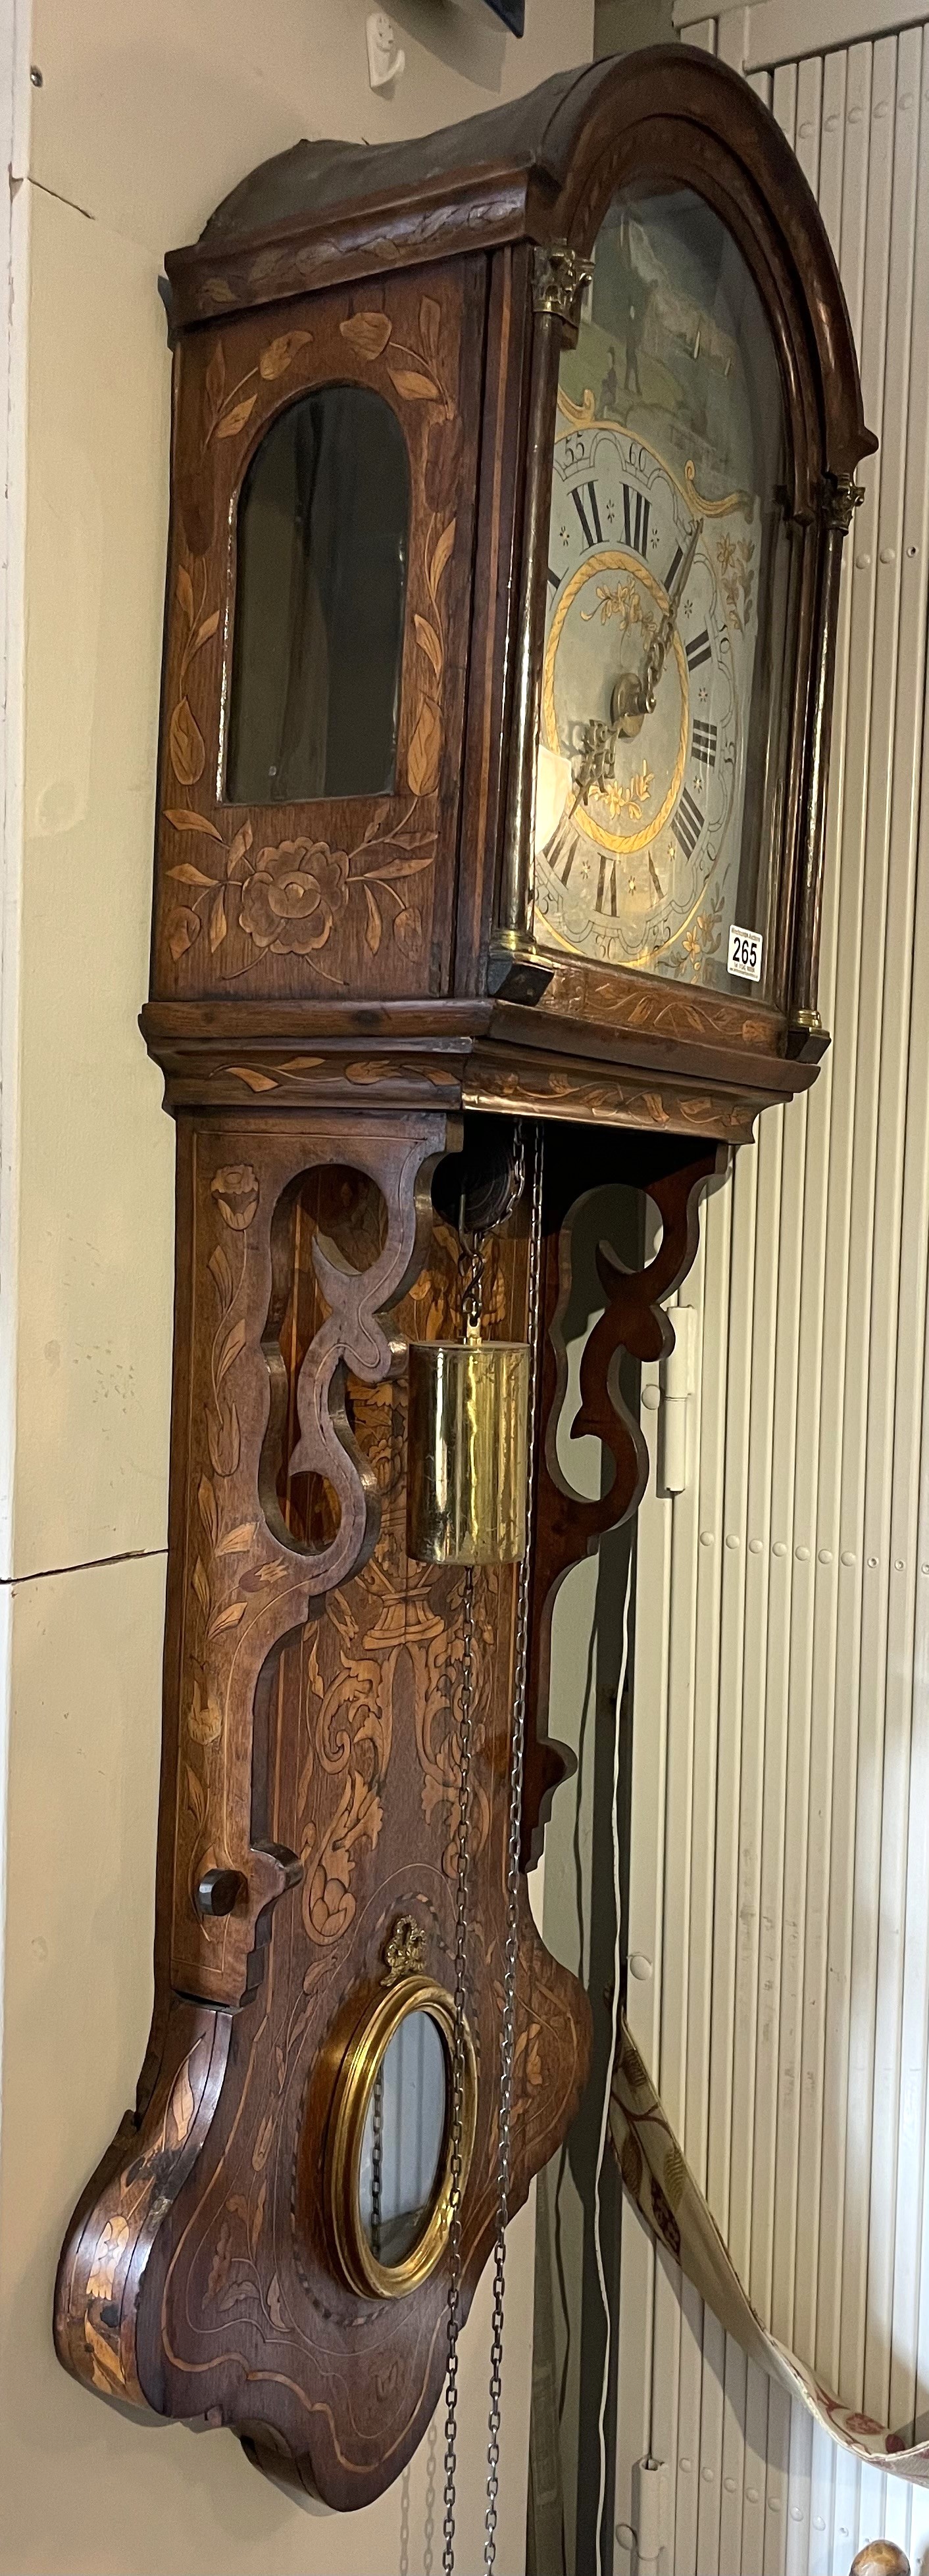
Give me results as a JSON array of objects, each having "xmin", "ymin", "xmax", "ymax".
[{"xmin": 483, "ymin": 0, "xmax": 524, "ymax": 32}]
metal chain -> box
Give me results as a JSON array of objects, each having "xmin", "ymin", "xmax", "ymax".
[
  {"xmin": 441, "ymin": 1558, "xmax": 478, "ymax": 2576},
  {"xmin": 484, "ymin": 1121, "xmax": 544, "ymax": 2573},
  {"xmin": 457, "ymin": 1236, "xmax": 485, "ymax": 1346}
]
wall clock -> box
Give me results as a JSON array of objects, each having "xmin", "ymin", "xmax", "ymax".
[{"xmin": 53, "ymin": 44, "xmax": 871, "ymax": 2540}]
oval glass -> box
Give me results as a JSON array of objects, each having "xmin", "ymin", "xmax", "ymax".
[
  {"xmin": 532, "ymin": 184, "xmax": 795, "ymax": 1003},
  {"xmin": 324, "ymin": 1973, "xmax": 477, "ymax": 2300},
  {"xmin": 359, "ymin": 2008, "xmax": 447, "ymax": 2268},
  {"xmin": 227, "ymin": 385, "xmax": 409, "ymax": 805}
]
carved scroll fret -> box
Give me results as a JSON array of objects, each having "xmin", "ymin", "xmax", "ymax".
[
  {"xmin": 170, "ymin": 1111, "xmax": 447, "ymax": 2008},
  {"xmin": 522, "ymin": 1133, "xmax": 725, "ymax": 1865}
]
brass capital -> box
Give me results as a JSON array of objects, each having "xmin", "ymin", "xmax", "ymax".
[
  {"xmin": 533, "ymin": 242, "xmax": 593, "ymax": 325},
  {"xmin": 823, "ymin": 472, "xmax": 865, "ymax": 531}
]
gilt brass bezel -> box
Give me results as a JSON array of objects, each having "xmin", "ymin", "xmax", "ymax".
[{"xmin": 324, "ymin": 1974, "xmax": 477, "ymax": 2300}]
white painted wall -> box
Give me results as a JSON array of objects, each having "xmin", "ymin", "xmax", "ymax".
[{"xmin": 0, "ymin": 5, "xmax": 594, "ymax": 2572}]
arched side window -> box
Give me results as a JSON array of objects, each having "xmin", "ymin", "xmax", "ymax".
[{"xmin": 226, "ymin": 385, "xmax": 410, "ymax": 805}]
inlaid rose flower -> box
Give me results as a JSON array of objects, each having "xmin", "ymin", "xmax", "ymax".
[
  {"xmin": 211, "ymin": 1164, "xmax": 259, "ymax": 1230},
  {"xmin": 239, "ymin": 840, "xmax": 349, "ymax": 956}
]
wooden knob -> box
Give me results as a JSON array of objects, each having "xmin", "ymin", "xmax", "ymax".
[
  {"xmin": 195, "ymin": 1867, "xmax": 245, "ymax": 1918},
  {"xmin": 850, "ymin": 2545, "xmax": 910, "ymax": 2575}
]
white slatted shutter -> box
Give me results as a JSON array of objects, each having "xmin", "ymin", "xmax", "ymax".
[{"xmin": 616, "ymin": 16, "xmax": 929, "ymax": 2573}]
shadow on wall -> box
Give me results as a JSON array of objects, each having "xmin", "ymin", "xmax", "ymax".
[
  {"xmin": 392, "ymin": 0, "xmax": 509, "ymax": 90},
  {"xmin": 594, "ymin": 0, "xmax": 676, "ymax": 57}
]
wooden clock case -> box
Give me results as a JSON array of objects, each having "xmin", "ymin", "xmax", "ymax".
[{"xmin": 53, "ymin": 48, "xmax": 872, "ymax": 2510}]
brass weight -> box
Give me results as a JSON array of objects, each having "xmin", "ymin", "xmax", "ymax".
[{"xmin": 407, "ymin": 1339, "xmax": 530, "ymax": 1565}]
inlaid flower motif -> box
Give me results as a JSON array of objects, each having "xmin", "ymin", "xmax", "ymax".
[
  {"xmin": 238, "ymin": 840, "xmax": 349, "ymax": 956},
  {"xmin": 86, "ymin": 2215, "xmax": 130, "ymax": 2302},
  {"xmin": 211, "ymin": 1164, "xmax": 259, "ymax": 1230}
]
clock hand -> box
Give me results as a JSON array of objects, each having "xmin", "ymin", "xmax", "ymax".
[
  {"xmin": 572, "ymin": 516, "xmax": 704, "ymax": 802},
  {"xmin": 609, "ymin": 514, "xmax": 703, "ymax": 735}
]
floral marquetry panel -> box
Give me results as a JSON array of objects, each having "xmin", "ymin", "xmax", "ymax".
[{"xmin": 151, "ymin": 259, "xmax": 485, "ymax": 1002}]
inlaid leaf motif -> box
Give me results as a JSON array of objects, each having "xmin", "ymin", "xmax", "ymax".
[
  {"xmin": 169, "ymin": 695, "xmax": 206, "ymax": 787},
  {"xmin": 389, "ymin": 366, "xmax": 439, "ymax": 403},
  {"xmin": 86, "ymin": 2215, "xmax": 130, "ymax": 2301},
  {"xmin": 252, "ymin": 2110, "xmax": 274, "ymax": 2173},
  {"xmin": 216, "ymin": 393, "xmax": 258, "ymax": 439},
  {"xmin": 364, "ymin": 884, "xmax": 382, "ymax": 955},
  {"xmin": 267, "ymin": 2273, "xmax": 287, "ymax": 2332},
  {"xmin": 429, "ymin": 515, "xmax": 455, "ymax": 598},
  {"xmin": 189, "ymin": 610, "xmax": 220, "ymax": 660},
  {"xmin": 226, "ymin": 1066, "xmax": 277, "ymax": 1092},
  {"xmin": 185, "ymin": 1763, "xmax": 207, "ymax": 1834},
  {"xmin": 167, "ymin": 861, "xmax": 217, "ymax": 887},
  {"xmin": 407, "ymin": 696, "xmax": 441, "ymax": 797},
  {"xmin": 250, "ymin": 2177, "xmax": 266, "ymax": 2253},
  {"xmin": 219, "ymin": 2276, "xmax": 255, "ymax": 2312},
  {"xmin": 208, "ymin": 1244, "xmax": 233, "ymax": 1305},
  {"xmin": 209, "ymin": 890, "xmax": 227, "ymax": 953},
  {"xmin": 176, "ymin": 564, "xmax": 195, "ymax": 625},
  {"xmin": 165, "ymin": 808, "xmax": 223, "ymax": 839},
  {"xmin": 207, "ymin": 2220, "xmax": 232, "ymax": 2300},
  {"xmin": 226, "ymin": 819, "xmax": 253, "ymax": 877},
  {"xmin": 393, "ymin": 905, "xmax": 422, "ymax": 957},
  {"xmin": 216, "ymin": 1317, "xmax": 246, "ymax": 1382},
  {"xmin": 166, "ymin": 908, "xmax": 201, "ymax": 961},
  {"xmin": 419, "ymin": 295, "xmax": 441, "ymax": 369},
  {"xmin": 207, "ymin": 1403, "xmax": 239, "ymax": 1479},
  {"xmin": 216, "ymin": 1521, "xmax": 257, "ymax": 1555},
  {"xmin": 414, "ymin": 614, "xmax": 442, "ymax": 682},
  {"xmin": 193, "ymin": 1557, "xmax": 211, "ymax": 1617},
  {"xmin": 339, "ymin": 312, "xmax": 392, "ymax": 360},
  {"xmin": 259, "ymin": 329, "xmax": 312, "ymax": 379},
  {"xmin": 187, "ymin": 1682, "xmax": 222, "ymax": 1745},
  {"xmin": 197, "ymin": 1474, "xmax": 218, "ymax": 1548},
  {"xmin": 208, "ymin": 1600, "xmax": 247, "ymax": 1636}
]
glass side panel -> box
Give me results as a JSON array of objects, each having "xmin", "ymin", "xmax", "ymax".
[
  {"xmin": 227, "ymin": 385, "xmax": 409, "ymax": 804},
  {"xmin": 532, "ymin": 187, "xmax": 794, "ymax": 1002}
]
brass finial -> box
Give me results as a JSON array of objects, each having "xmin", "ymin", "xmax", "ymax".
[{"xmin": 382, "ymin": 1915, "xmax": 427, "ymax": 1984}]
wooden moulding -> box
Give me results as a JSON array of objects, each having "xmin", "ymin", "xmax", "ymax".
[{"xmin": 140, "ymin": 996, "xmax": 819, "ymax": 1143}]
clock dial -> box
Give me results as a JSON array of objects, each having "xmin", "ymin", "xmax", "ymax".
[{"xmin": 532, "ymin": 189, "xmax": 790, "ymax": 997}]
